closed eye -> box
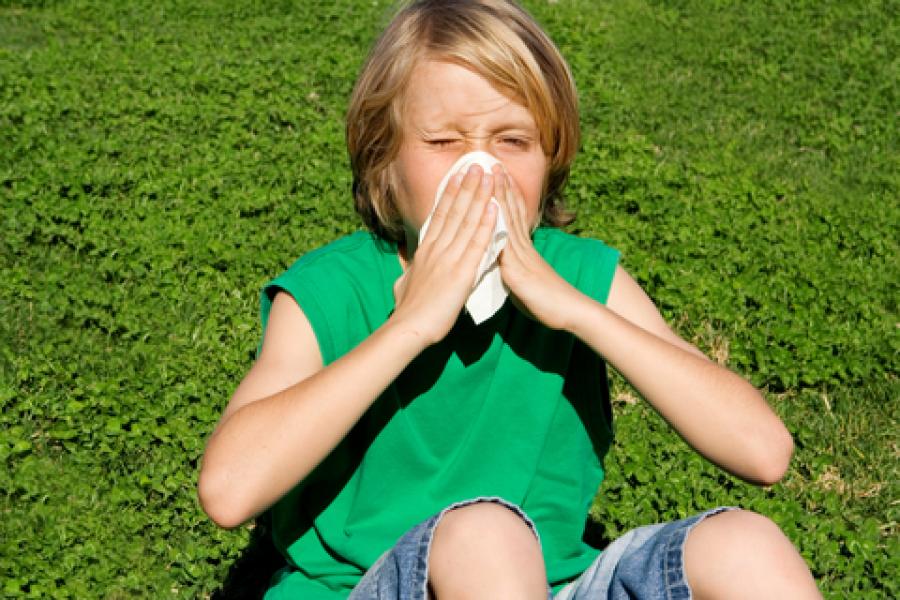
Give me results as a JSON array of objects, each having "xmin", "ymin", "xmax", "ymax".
[
  {"xmin": 499, "ymin": 136, "xmax": 531, "ymax": 149},
  {"xmin": 426, "ymin": 139, "xmax": 461, "ymax": 148}
]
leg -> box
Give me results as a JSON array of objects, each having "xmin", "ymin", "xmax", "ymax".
[
  {"xmin": 428, "ymin": 502, "xmax": 547, "ymax": 600},
  {"xmin": 684, "ymin": 509, "xmax": 821, "ymax": 599}
]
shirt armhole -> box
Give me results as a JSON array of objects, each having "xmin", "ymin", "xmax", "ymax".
[
  {"xmin": 588, "ymin": 242, "xmax": 621, "ymax": 305},
  {"xmin": 261, "ymin": 278, "xmax": 336, "ymax": 366}
]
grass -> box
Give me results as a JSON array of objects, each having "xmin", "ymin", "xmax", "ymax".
[{"xmin": 1, "ymin": 0, "xmax": 897, "ymax": 597}]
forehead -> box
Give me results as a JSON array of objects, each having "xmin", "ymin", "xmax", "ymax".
[{"xmin": 401, "ymin": 59, "xmax": 537, "ymax": 131}]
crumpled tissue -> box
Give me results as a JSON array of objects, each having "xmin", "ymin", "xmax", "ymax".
[{"xmin": 418, "ymin": 151, "xmax": 509, "ymax": 325}]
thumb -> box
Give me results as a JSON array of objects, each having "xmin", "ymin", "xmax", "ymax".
[{"xmin": 393, "ymin": 272, "xmax": 408, "ymax": 304}]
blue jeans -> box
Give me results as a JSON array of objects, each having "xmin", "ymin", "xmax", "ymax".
[{"xmin": 348, "ymin": 497, "xmax": 735, "ymax": 599}]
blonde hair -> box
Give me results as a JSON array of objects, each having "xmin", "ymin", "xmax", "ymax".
[{"xmin": 346, "ymin": 0, "xmax": 580, "ymax": 243}]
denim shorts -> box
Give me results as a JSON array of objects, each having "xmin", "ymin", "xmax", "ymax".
[{"xmin": 348, "ymin": 497, "xmax": 735, "ymax": 600}]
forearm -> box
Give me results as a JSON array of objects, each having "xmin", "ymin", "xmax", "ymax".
[
  {"xmin": 199, "ymin": 317, "xmax": 428, "ymax": 528},
  {"xmin": 566, "ymin": 292, "xmax": 793, "ymax": 485}
]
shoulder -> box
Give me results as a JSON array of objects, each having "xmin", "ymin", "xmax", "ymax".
[
  {"xmin": 260, "ymin": 231, "xmax": 399, "ymax": 363},
  {"xmin": 607, "ymin": 266, "xmax": 706, "ymax": 358},
  {"xmin": 265, "ymin": 231, "xmax": 395, "ymax": 302},
  {"xmin": 533, "ymin": 227, "xmax": 621, "ymax": 304},
  {"xmin": 278, "ymin": 231, "xmax": 392, "ymax": 280}
]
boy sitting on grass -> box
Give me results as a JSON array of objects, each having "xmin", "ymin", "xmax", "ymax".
[{"xmin": 199, "ymin": 1, "xmax": 822, "ymax": 597}]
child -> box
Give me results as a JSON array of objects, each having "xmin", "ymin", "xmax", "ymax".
[{"xmin": 199, "ymin": 1, "xmax": 822, "ymax": 598}]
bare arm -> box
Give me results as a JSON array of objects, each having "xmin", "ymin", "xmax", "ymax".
[
  {"xmin": 495, "ymin": 171, "xmax": 792, "ymax": 485},
  {"xmin": 198, "ymin": 292, "xmax": 428, "ymax": 529},
  {"xmin": 588, "ymin": 267, "xmax": 793, "ymax": 484},
  {"xmin": 198, "ymin": 166, "xmax": 498, "ymax": 529}
]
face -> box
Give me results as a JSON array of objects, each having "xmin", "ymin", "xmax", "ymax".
[{"xmin": 390, "ymin": 59, "xmax": 548, "ymax": 248}]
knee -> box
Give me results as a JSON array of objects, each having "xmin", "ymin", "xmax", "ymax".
[
  {"xmin": 693, "ymin": 510, "xmax": 794, "ymax": 558},
  {"xmin": 429, "ymin": 502, "xmax": 546, "ymax": 599},
  {"xmin": 433, "ymin": 502, "xmax": 538, "ymax": 553},
  {"xmin": 431, "ymin": 502, "xmax": 543, "ymax": 570},
  {"xmin": 685, "ymin": 509, "xmax": 820, "ymax": 599}
]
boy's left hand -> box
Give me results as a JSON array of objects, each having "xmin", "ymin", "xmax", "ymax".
[{"xmin": 494, "ymin": 170, "xmax": 582, "ymax": 331}]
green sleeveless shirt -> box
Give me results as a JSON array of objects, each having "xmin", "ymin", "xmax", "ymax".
[{"xmin": 260, "ymin": 227, "xmax": 620, "ymax": 599}]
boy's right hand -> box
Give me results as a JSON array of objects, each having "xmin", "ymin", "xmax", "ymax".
[{"xmin": 391, "ymin": 166, "xmax": 498, "ymax": 345}]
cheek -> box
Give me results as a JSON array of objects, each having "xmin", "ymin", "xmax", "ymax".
[{"xmin": 391, "ymin": 155, "xmax": 450, "ymax": 229}]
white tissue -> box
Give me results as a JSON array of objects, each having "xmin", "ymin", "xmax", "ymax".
[{"xmin": 418, "ymin": 151, "xmax": 509, "ymax": 325}]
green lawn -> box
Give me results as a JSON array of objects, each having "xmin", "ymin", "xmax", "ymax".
[{"xmin": 1, "ymin": 0, "xmax": 896, "ymax": 597}]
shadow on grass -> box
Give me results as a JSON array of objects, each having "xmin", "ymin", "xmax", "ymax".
[{"xmin": 212, "ymin": 514, "xmax": 285, "ymax": 600}]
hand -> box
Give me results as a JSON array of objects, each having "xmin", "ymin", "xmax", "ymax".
[
  {"xmin": 391, "ymin": 166, "xmax": 498, "ymax": 345},
  {"xmin": 495, "ymin": 169, "xmax": 583, "ymax": 331}
]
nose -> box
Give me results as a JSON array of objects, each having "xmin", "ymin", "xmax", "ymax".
[
  {"xmin": 467, "ymin": 137, "xmax": 489, "ymax": 154},
  {"xmin": 464, "ymin": 136, "xmax": 497, "ymax": 157},
  {"xmin": 456, "ymin": 140, "xmax": 503, "ymax": 175}
]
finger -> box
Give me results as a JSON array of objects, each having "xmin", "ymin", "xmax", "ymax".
[
  {"xmin": 496, "ymin": 174, "xmax": 528, "ymax": 264},
  {"xmin": 459, "ymin": 200, "xmax": 498, "ymax": 272},
  {"xmin": 451, "ymin": 167, "xmax": 494, "ymax": 246},
  {"xmin": 506, "ymin": 173, "xmax": 528, "ymax": 233},
  {"xmin": 434, "ymin": 165, "xmax": 487, "ymax": 248},
  {"xmin": 508, "ymin": 173, "xmax": 534, "ymax": 238},
  {"xmin": 494, "ymin": 168, "xmax": 515, "ymax": 234},
  {"xmin": 492, "ymin": 164, "xmax": 508, "ymax": 221},
  {"xmin": 420, "ymin": 170, "xmax": 465, "ymax": 245},
  {"xmin": 498, "ymin": 174, "xmax": 534, "ymax": 267},
  {"xmin": 494, "ymin": 177, "xmax": 513, "ymax": 265},
  {"xmin": 499, "ymin": 172, "xmax": 525, "ymax": 242},
  {"xmin": 392, "ymin": 271, "xmax": 409, "ymax": 303},
  {"xmin": 495, "ymin": 171, "xmax": 526, "ymax": 260}
]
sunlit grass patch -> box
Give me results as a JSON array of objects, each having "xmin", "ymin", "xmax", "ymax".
[{"xmin": 2, "ymin": 0, "xmax": 896, "ymax": 597}]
